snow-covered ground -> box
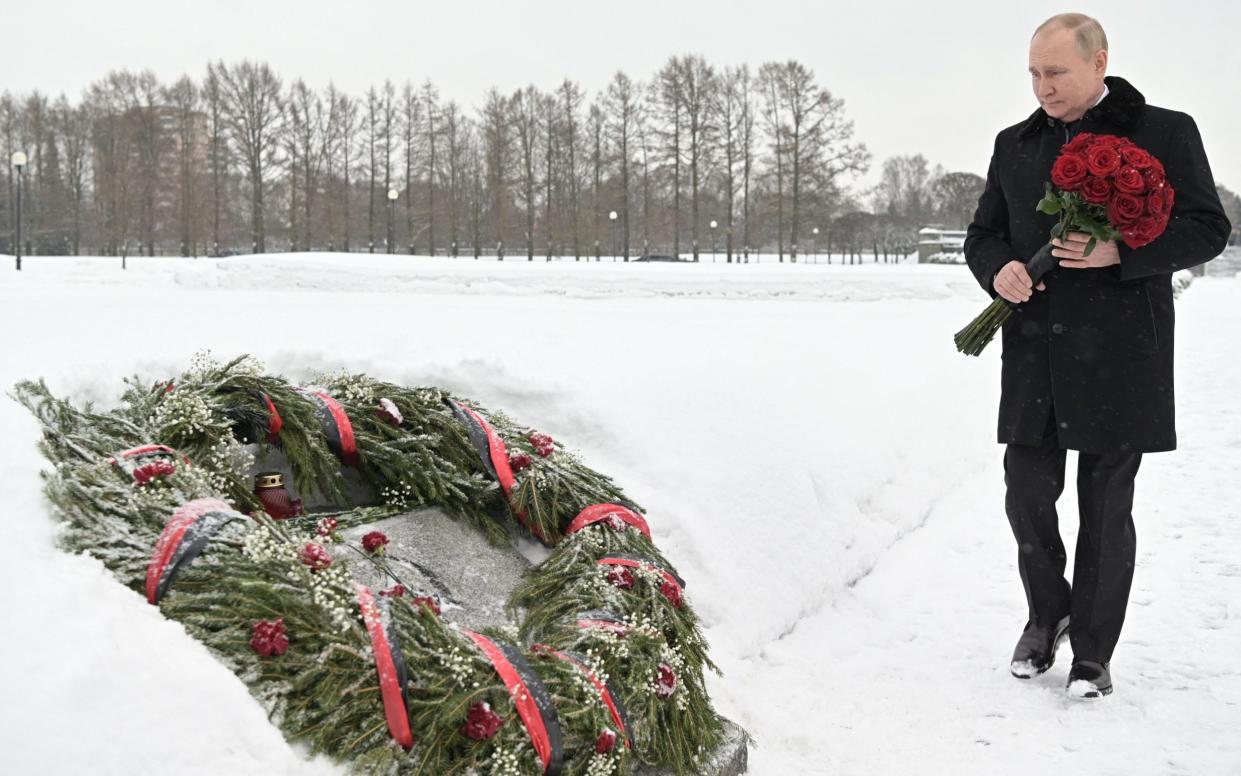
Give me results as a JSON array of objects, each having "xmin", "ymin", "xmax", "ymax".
[{"xmin": 1, "ymin": 251, "xmax": 1238, "ymax": 775}]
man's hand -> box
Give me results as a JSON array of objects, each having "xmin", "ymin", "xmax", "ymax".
[
  {"xmin": 1052, "ymin": 231, "xmax": 1121, "ymax": 269},
  {"xmin": 994, "ymin": 260, "xmax": 1046, "ymax": 304}
]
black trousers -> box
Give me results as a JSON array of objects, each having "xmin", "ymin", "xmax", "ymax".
[{"xmin": 1003, "ymin": 409, "xmax": 1143, "ymax": 664}]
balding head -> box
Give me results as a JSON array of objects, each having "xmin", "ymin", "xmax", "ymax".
[{"xmin": 1029, "ymin": 13, "xmax": 1109, "ymax": 123}]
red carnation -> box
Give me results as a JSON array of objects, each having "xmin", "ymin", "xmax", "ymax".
[
  {"xmin": 361, "ymin": 531, "xmax": 389, "ymax": 555},
  {"xmin": 1107, "ymin": 192, "xmax": 1146, "ymax": 228},
  {"xmin": 1086, "ymin": 144, "xmax": 1121, "ymax": 177},
  {"xmin": 1120, "ymin": 145, "xmax": 1154, "ymax": 169},
  {"xmin": 315, "ymin": 516, "xmax": 338, "ymax": 537},
  {"xmin": 375, "ymin": 397, "xmax": 403, "ymax": 426},
  {"xmin": 1080, "ymin": 176, "xmax": 1113, "ymax": 205},
  {"xmin": 300, "ymin": 542, "xmax": 332, "ymax": 571},
  {"xmin": 1113, "ymin": 166, "xmax": 1147, "ymax": 195},
  {"xmin": 606, "ymin": 565, "xmax": 635, "ymax": 590},
  {"xmin": 1050, "ymin": 153, "xmax": 1088, "ymax": 191},
  {"xmin": 379, "ymin": 584, "xmax": 406, "ymax": 598},
  {"xmin": 530, "ymin": 642, "xmax": 555, "ymax": 657},
  {"xmin": 655, "ymin": 662, "xmax": 678, "ymax": 699},
  {"xmin": 250, "ymin": 618, "xmax": 289, "ymax": 657},
  {"xmin": 411, "ymin": 595, "xmax": 441, "ymax": 615},
  {"xmin": 508, "ymin": 451, "xmax": 533, "ymax": 472},
  {"xmin": 528, "ymin": 431, "xmax": 555, "ymax": 457},
  {"xmin": 660, "ymin": 579, "xmax": 684, "ymax": 608},
  {"xmin": 595, "ymin": 729, "xmax": 618, "ymax": 754},
  {"xmin": 133, "ymin": 459, "xmax": 176, "ymax": 484},
  {"xmin": 462, "ymin": 701, "xmax": 504, "ymax": 741}
]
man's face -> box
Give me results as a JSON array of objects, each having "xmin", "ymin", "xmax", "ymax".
[{"xmin": 1028, "ymin": 27, "xmax": 1107, "ymax": 122}]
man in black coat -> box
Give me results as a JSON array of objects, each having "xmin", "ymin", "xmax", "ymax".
[{"xmin": 964, "ymin": 13, "xmax": 1230, "ymax": 698}]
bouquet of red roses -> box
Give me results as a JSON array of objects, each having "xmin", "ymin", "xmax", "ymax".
[{"xmin": 954, "ymin": 132, "xmax": 1175, "ymax": 356}]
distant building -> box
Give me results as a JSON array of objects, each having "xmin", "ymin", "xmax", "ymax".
[{"xmin": 917, "ymin": 226, "xmax": 967, "ymax": 264}]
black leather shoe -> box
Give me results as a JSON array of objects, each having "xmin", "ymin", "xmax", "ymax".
[
  {"xmin": 1066, "ymin": 659, "xmax": 1113, "ymax": 698},
  {"xmin": 1010, "ymin": 615, "xmax": 1070, "ymax": 678}
]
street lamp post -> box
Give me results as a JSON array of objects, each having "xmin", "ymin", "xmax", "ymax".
[
  {"xmin": 608, "ymin": 210, "xmax": 618, "ymax": 262},
  {"xmin": 12, "ymin": 151, "xmax": 26, "ymax": 270},
  {"xmin": 386, "ymin": 189, "xmax": 398, "ymax": 254},
  {"xmin": 813, "ymin": 227, "xmax": 820, "ymax": 263},
  {"xmin": 710, "ymin": 220, "xmax": 718, "ymax": 262}
]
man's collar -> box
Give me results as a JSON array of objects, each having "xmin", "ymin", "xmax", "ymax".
[{"xmin": 1018, "ymin": 75, "xmax": 1144, "ymax": 138}]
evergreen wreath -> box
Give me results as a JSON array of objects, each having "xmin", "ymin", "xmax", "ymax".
[{"xmin": 12, "ymin": 352, "xmax": 741, "ymax": 775}]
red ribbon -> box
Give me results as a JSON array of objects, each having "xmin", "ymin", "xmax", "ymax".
[
  {"xmin": 145, "ymin": 498, "xmax": 232, "ymax": 604},
  {"xmin": 597, "ymin": 556, "xmax": 684, "ymax": 597},
  {"xmin": 312, "ymin": 391, "xmax": 359, "ymax": 467},
  {"xmin": 547, "ymin": 650, "xmax": 630, "ymax": 749},
  {"xmin": 577, "ymin": 618, "xmax": 630, "ymax": 636},
  {"xmin": 109, "ymin": 443, "xmax": 191, "ymax": 466},
  {"xmin": 355, "ymin": 584, "xmax": 414, "ymax": 749},
  {"xmin": 565, "ymin": 503, "xmax": 651, "ymax": 540},
  {"xmin": 259, "ymin": 392, "xmax": 283, "ymax": 443},
  {"xmin": 457, "ymin": 405, "xmax": 549, "ymax": 543},
  {"xmin": 463, "ymin": 630, "xmax": 556, "ymax": 773}
]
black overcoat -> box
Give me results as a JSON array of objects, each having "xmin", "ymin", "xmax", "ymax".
[{"xmin": 964, "ymin": 75, "xmax": 1231, "ymax": 453}]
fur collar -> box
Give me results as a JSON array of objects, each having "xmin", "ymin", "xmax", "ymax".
[{"xmin": 1017, "ymin": 75, "xmax": 1145, "ymax": 138}]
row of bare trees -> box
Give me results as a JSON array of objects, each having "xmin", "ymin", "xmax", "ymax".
[{"xmin": 1, "ymin": 56, "xmax": 992, "ymax": 261}]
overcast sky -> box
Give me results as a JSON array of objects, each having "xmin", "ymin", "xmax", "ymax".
[{"xmin": 6, "ymin": 0, "xmax": 1240, "ymax": 194}]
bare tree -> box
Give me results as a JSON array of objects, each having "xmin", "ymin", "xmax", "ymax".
[
  {"xmin": 558, "ymin": 79, "xmax": 584, "ymax": 260},
  {"xmin": 441, "ymin": 101, "xmax": 468, "ymax": 256},
  {"xmin": 287, "ymin": 79, "xmax": 326, "ymax": 251},
  {"xmin": 420, "ymin": 81, "xmax": 440, "ymax": 255},
  {"xmin": 931, "ymin": 170, "xmax": 984, "ymax": 229},
  {"xmin": 652, "ymin": 58, "xmax": 683, "ymax": 257},
  {"xmin": 53, "ymin": 96, "xmax": 91, "ymax": 255},
  {"xmin": 604, "ymin": 71, "xmax": 641, "ymax": 260},
  {"xmin": 510, "ymin": 85, "xmax": 541, "ymax": 261},
  {"xmin": 399, "ymin": 82, "xmax": 422, "ymax": 253},
  {"xmin": 480, "ymin": 87, "xmax": 509, "ymax": 255},
  {"xmin": 216, "ymin": 61, "xmax": 284, "ymax": 253},
  {"xmin": 203, "ymin": 64, "xmax": 227, "ymax": 254},
  {"xmin": 587, "ymin": 100, "xmax": 604, "ymax": 260}
]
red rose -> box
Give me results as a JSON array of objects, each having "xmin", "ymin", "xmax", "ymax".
[
  {"xmin": 1061, "ymin": 132, "xmax": 1095, "ymax": 155},
  {"xmin": 1144, "ymin": 166, "xmax": 1167, "ymax": 190},
  {"xmin": 1122, "ymin": 217, "xmax": 1164, "ymax": 249},
  {"xmin": 1107, "ymin": 192, "xmax": 1145, "ymax": 228},
  {"xmin": 508, "ymin": 452, "xmax": 533, "ymax": 472},
  {"xmin": 1050, "ymin": 153, "xmax": 1088, "ymax": 191},
  {"xmin": 250, "ymin": 618, "xmax": 289, "ymax": 657},
  {"xmin": 1080, "ymin": 176, "xmax": 1113, "ymax": 205},
  {"xmin": 655, "ymin": 662, "xmax": 678, "ymax": 699},
  {"xmin": 300, "ymin": 542, "xmax": 332, "ymax": 571},
  {"xmin": 315, "ymin": 516, "xmax": 338, "ymax": 537},
  {"xmin": 462, "ymin": 701, "xmax": 504, "ymax": 740},
  {"xmin": 1091, "ymin": 134, "xmax": 1123, "ymax": 148},
  {"xmin": 1120, "ymin": 145, "xmax": 1154, "ymax": 169},
  {"xmin": 1086, "ymin": 144, "xmax": 1121, "ymax": 177},
  {"xmin": 411, "ymin": 595, "xmax": 441, "ymax": 615},
  {"xmin": 1146, "ymin": 189, "xmax": 1171, "ymax": 217},
  {"xmin": 361, "ymin": 531, "xmax": 389, "ymax": 554},
  {"xmin": 595, "ymin": 729, "xmax": 618, "ymax": 754},
  {"xmin": 660, "ymin": 579, "xmax": 684, "ymax": 608},
  {"xmin": 1113, "ymin": 166, "xmax": 1146, "ymax": 195},
  {"xmin": 606, "ymin": 565, "xmax": 635, "ymax": 590}
]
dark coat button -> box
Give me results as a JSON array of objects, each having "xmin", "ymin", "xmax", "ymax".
[{"xmin": 1051, "ymin": 323, "xmax": 1066, "ymax": 334}]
